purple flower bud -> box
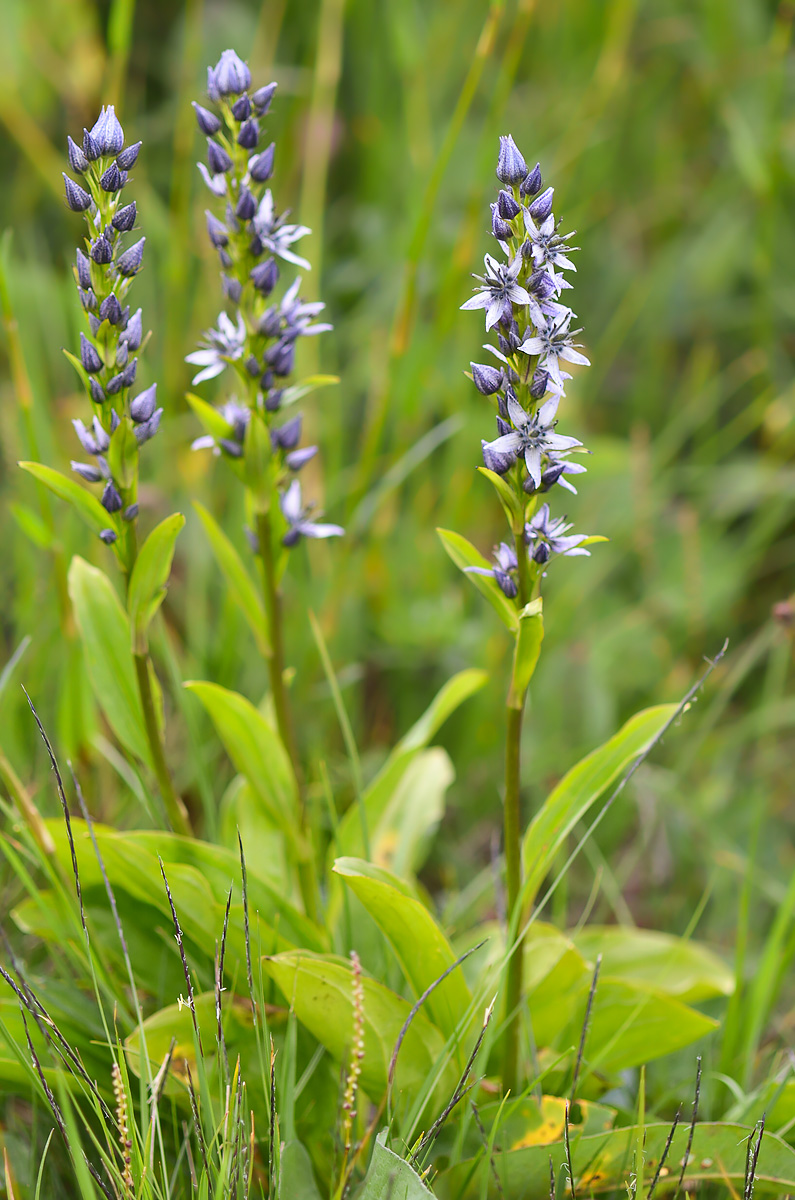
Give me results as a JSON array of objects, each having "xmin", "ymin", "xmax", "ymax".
[
  {"xmin": 231, "ymin": 94, "xmax": 251, "ymax": 121},
  {"xmin": 264, "ymin": 387, "xmax": 283, "ymax": 411},
  {"xmin": 491, "ymin": 205, "xmax": 512, "ymax": 242},
  {"xmin": 123, "ymin": 504, "xmax": 139, "ymax": 521},
  {"xmin": 63, "ymin": 174, "xmax": 92, "ymax": 212},
  {"xmin": 206, "ymin": 66, "xmax": 221, "ymax": 103},
  {"xmin": 79, "ymin": 288, "xmax": 97, "ymax": 312},
  {"xmin": 528, "ymin": 268, "xmax": 555, "ymax": 298},
  {"xmin": 112, "ymin": 202, "xmax": 137, "ymax": 232},
  {"xmin": 285, "ymin": 445, "xmax": 317, "ymax": 471},
  {"xmin": 530, "ymin": 369, "xmax": 549, "ymax": 399},
  {"xmin": 245, "ymin": 355, "xmax": 261, "ymax": 376},
  {"xmin": 100, "ymin": 162, "xmax": 124, "ymax": 192},
  {"xmin": 90, "ymin": 234, "xmax": 113, "ymax": 264},
  {"xmin": 218, "ymin": 248, "xmax": 233, "ymax": 269},
  {"xmin": 91, "ymin": 106, "xmax": 125, "ymax": 155},
  {"xmin": 496, "ymin": 135, "xmax": 527, "ymax": 185},
  {"xmin": 471, "ymin": 362, "xmax": 502, "ymax": 395},
  {"xmin": 495, "ymin": 570, "xmax": 518, "ymax": 599},
  {"xmin": 93, "ymin": 417, "xmax": 112, "ymax": 449},
  {"xmin": 116, "ymin": 141, "xmax": 142, "ymax": 170},
  {"xmin": 268, "ymin": 341, "xmax": 295, "ymax": 377},
  {"xmin": 116, "ymin": 341, "xmax": 129, "ymax": 368},
  {"xmin": 117, "ymin": 237, "xmax": 145, "ymax": 276},
  {"xmin": 528, "ymin": 187, "xmax": 554, "ymax": 223},
  {"xmin": 251, "ymin": 82, "xmax": 277, "ymax": 114},
  {"xmin": 99, "ymin": 292, "xmax": 123, "ymax": 325},
  {"xmin": 222, "ymin": 275, "xmax": 243, "ymax": 303},
  {"xmin": 71, "ymin": 461, "xmax": 103, "ymax": 483},
  {"xmin": 219, "ymin": 438, "xmax": 244, "ymax": 458},
  {"xmin": 481, "ymin": 438, "xmax": 515, "ymax": 475},
  {"xmin": 89, "ymin": 378, "xmax": 106, "ymax": 404},
  {"xmin": 237, "ymin": 118, "xmax": 259, "ymax": 150},
  {"xmin": 235, "ymin": 186, "xmax": 257, "ymax": 221},
  {"xmin": 67, "ymin": 136, "xmax": 89, "ymax": 174},
  {"xmin": 249, "ymin": 143, "xmax": 274, "ymax": 182},
  {"xmin": 272, "ymin": 415, "xmax": 302, "ymax": 450},
  {"xmin": 497, "ymin": 190, "xmax": 521, "ymax": 220},
  {"xmin": 258, "ymin": 308, "xmax": 281, "ymax": 338},
  {"xmin": 213, "ymin": 49, "xmax": 251, "ymax": 95},
  {"xmin": 99, "ymin": 528, "xmax": 118, "ymax": 544},
  {"xmin": 107, "ymin": 358, "xmax": 137, "ymax": 393},
  {"xmin": 135, "ymin": 407, "xmax": 163, "ymax": 444},
  {"xmin": 207, "ymin": 139, "xmax": 233, "ymax": 175},
  {"xmin": 532, "ymin": 540, "xmax": 551, "ymax": 564},
  {"xmin": 130, "ymin": 383, "xmax": 157, "ymax": 423},
  {"xmin": 496, "ymin": 416, "xmax": 511, "ymax": 437},
  {"xmin": 82, "ymin": 128, "xmax": 101, "ymax": 162},
  {"xmin": 521, "ymin": 162, "xmax": 543, "ymax": 198},
  {"xmin": 75, "ymin": 248, "xmax": 92, "ymax": 289},
  {"xmin": 121, "ymin": 308, "xmax": 143, "ymax": 351},
  {"xmin": 80, "ymin": 333, "xmax": 103, "ymax": 374},
  {"xmin": 205, "ymin": 210, "xmax": 229, "ymax": 247},
  {"xmin": 250, "ymin": 257, "xmax": 279, "ymax": 295},
  {"xmin": 101, "ymin": 482, "xmax": 123, "ymax": 513},
  {"xmin": 193, "ymin": 102, "xmax": 221, "ymax": 135}
]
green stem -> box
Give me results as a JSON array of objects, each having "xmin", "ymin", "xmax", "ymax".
[
  {"xmin": 256, "ymin": 509, "xmax": 318, "ymax": 923},
  {"xmin": 133, "ymin": 652, "xmax": 190, "ymax": 836}
]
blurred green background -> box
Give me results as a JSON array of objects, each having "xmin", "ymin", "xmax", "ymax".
[{"xmin": 0, "ymin": 0, "xmax": 793, "ymax": 971}]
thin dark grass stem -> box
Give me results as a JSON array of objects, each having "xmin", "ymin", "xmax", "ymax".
[
  {"xmin": 676, "ymin": 1056, "xmax": 702, "ymax": 1197},
  {"xmin": 647, "ymin": 1108, "xmax": 681, "ymax": 1200},
  {"xmin": 571, "ymin": 955, "xmax": 601, "ymax": 1103}
]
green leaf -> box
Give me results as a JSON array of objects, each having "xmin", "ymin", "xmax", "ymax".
[
  {"xmin": 184, "ymin": 681, "xmax": 298, "ymax": 838},
  {"xmin": 438, "ymin": 1122, "xmax": 795, "ymax": 1198},
  {"xmin": 278, "ymin": 1142, "xmax": 323, "ymax": 1200},
  {"xmin": 185, "ymin": 391, "xmax": 234, "ymax": 440},
  {"xmin": 20, "ymin": 463, "xmax": 108, "ymax": 537},
  {"xmin": 370, "ymin": 747, "xmax": 453, "ymax": 877},
  {"xmin": 67, "ymin": 557, "xmax": 150, "ymax": 765},
  {"xmin": 107, "ymin": 416, "xmax": 138, "ymax": 489},
  {"xmin": 128, "ymin": 513, "xmax": 185, "ymax": 653},
  {"xmin": 335, "ymin": 670, "xmax": 486, "ymax": 861},
  {"xmin": 437, "ymin": 528, "xmax": 518, "ymax": 633},
  {"xmin": 358, "ymin": 1131, "xmax": 434, "ymax": 1199},
  {"xmin": 508, "ymin": 600, "xmax": 544, "ymax": 709},
  {"xmin": 63, "ymin": 347, "xmax": 94, "ymax": 393},
  {"xmin": 262, "ymin": 951, "xmax": 454, "ymax": 1101},
  {"xmin": 476, "ymin": 466, "xmax": 523, "ymax": 529},
  {"xmin": 9, "ymin": 502, "xmax": 53, "ymax": 549},
  {"xmin": 572, "ymin": 926, "xmax": 734, "ymax": 1003},
  {"xmin": 193, "ymin": 501, "xmax": 270, "ymax": 656},
  {"xmin": 334, "ymin": 857, "xmax": 471, "ymax": 1041},
  {"xmin": 279, "ymin": 374, "xmax": 339, "ymax": 408},
  {"xmin": 521, "ymin": 704, "xmax": 677, "ymax": 907}
]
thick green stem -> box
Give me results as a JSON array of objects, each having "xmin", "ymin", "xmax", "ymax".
[
  {"xmin": 133, "ymin": 652, "xmax": 191, "ymax": 836},
  {"xmin": 256, "ymin": 509, "xmax": 318, "ymax": 923}
]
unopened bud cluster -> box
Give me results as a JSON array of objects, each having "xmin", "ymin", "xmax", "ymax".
[
  {"xmin": 63, "ymin": 106, "xmax": 161, "ymax": 554},
  {"xmin": 186, "ymin": 50, "xmax": 342, "ymax": 547},
  {"xmin": 462, "ymin": 136, "xmax": 596, "ymax": 599}
]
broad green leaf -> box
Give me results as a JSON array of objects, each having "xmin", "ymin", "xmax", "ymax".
[
  {"xmin": 358, "ymin": 1131, "xmax": 434, "ymax": 1199},
  {"xmin": 193, "ymin": 501, "xmax": 270, "ymax": 656},
  {"xmin": 437, "ymin": 1122, "xmax": 795, "ymax": 1198},
  {"xmin": 262, "ymin": 951, "xmax": 454, "ymax": 1101},
  {"xmin": 334, "ymin": 857, "xmax": 471, "ymax": 1041},
  {"xmin": 573, "ymin": 926, "xmax": 734, "ymax": 1003},
  {"xmin": 521, "ymin": 704, "xmax": 677, "ymax": 907},
  {"xmin": 370, "ymin": 747, "xmax": 452, "ymax": 877},
  {"xmin": 185, "ymin": 391, "xmax": 234, "ymax": 440},
  {"xmin": 279, "ymin": 1142, "xmax": 323, "ymax": 1200},
  {"xmin": 128, "ymin": 513, "xmax": 185, "ymax": 653},
  {"xmin": 219, "ymin": 776, "xmax": 291, "ymax": 894},
  {"xmin": 279, "ymin": 374, "xmax": 339, "ymax": 407},
  {"xmin": 335, "ymin": 670, "xmax": 486, "ymax": 861},
  {"xmin": 107, "ymin": 416, "xmax": 138, "ymax": 489},
  {"xmin": 476, "ymin": 466, "xmax": 523, "ymax": 528},
  {"xmin": 67, "ymin": 557, "xmax": 150, "ymax": 765},
  {"xmin": 437, "ymin": 528, "xmax": 518, "ymax": 633},
  {"xmin": 184, "ymin": 681, "xmax": 298, "ymax": 837},
  {"xmin": 20, "ymin": 463, "xmax": 108, "ymax": 537},
  {"xmin": 508, "ymin": 600, "xmax": 543, "ymax": 709}
]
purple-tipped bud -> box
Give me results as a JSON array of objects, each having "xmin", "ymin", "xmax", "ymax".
[
  {"xmin": 123, "ymin": 504, "xmax": 139, "ymax": 521},
  {"xmin": 272, "ymin": 415, "xmax": 302, "ymax": 450},
  {"xmin": 495, "ymin": 570, "xmax": 518, "ymax": 599},
  {"xmin": 107, "ymin": 358, "xmax": 137, "ymax": 393},
  {"xmin": 121, "ymin": 308, "xmax": 143, "ymax": 351},
  {"xmin": 80, "ymin": 333, "xmax": 103, "ymax": 374},
  {"xmin": 89, "ymin": 378, "xmax": 106, "ymax": 404},
  {"xmin": 231, "ymin": 94, "xmax": 251, "ymax": 121},
  {"xmin": 245, "ymin": 355, "xmax": 261, "ymax": 376},
  {"xmin": 496, "ymin": 416, "xmax": 511, "ymax": 437},
  {"xmin": 207, "ymin": 139, "xmax": 232, "ymax": 175},
  {"xmin": 116, "ymin": 341, "xmax": 129, "ymax": 368},
  {"xmin": 265, "ymin": 340, "xmax": 294, "ymax": 377},
  {"xmin": 79, "ymin": 288, "xmax": 97, "ymax": 312},
  {"xmin": 218, "ymin": 248, "xmax": 233, "ymax": 269},
  {"xmin": 496, "ymin": 135, "xmax": 527, "ymax": 185},
  {"xmin": 100, "ymin": 162, "xmax": 124, "ymax": 192},
  {"xmin": 528, "ymin": 186, "xmax": 554, "ymax": 223},
  {"xmin": 93, "ymin": 417, "xmax": 111, "ymax": 450},
  {"xmin": 252, "ymin": 82, "xmax": 277, "ymax": 114},
  {"xmin": 521, "ymin": 162, "xmax": 543, "ymax": 198},
  {"xmin": 481, "ymin": 439, "xmax": 515, "ymax": 475},
  {"xmin": 530, "ymin": 369, "xmax": 549, "ymax": 399},
  {"xmin": 205, "ymin": 211, "xmax": 229, "ymax": 248},
  {"xmin": 193, "ymin": 102, "xmax": 221, "ymax": 135},
  {"xmin": 90, "ymin": 234, "xmax": 113, "ymax": 264},
  {"xmin": 130, "ymin": 383, "xmax": 157, "ymax": 423},
  {"xmin": 264, "ymin": 387, "xmax": 283, "ymax": 412},
  {"xmin": 249, "ymin": 143, "xmax": 274, "ymax": 181},
  {"xmin": 206, "ymin": 65, "xmax": 221, "ymax": 103},
  {"xmin": 532, "ymin": 540, "xmax": 551, "ymax": 564},
  {"xmin": 82, "ymin": 128, "xmax": 101, "ymax": 162},
  {"xmin": 135, "ymin": 407, "xmax": 163, "ymax": 444},
  {"xmin": 497, "ymin": 190, "xmax": 521, "ymax": 220},
  {"xmin": 250, "ymin": 257, "xmax": 279, "ymax": 295},
  {"xmin": 75, "ymin": 248, "xmax": 92, "ymax": 289},
  {"xmin": 237, "ymin": 118, "xmax": 259, "ymax": 149},
  {"xmin": 235, "ymin": 186, "xmax": 257, "ymax": 221},
  {"xmin": 285, "ymin": 446, "xmax": 317, "ymax": 471},
  {"xmin": 99, "ymin": 528, "xmax": 118, "ymax": 544},
  {"xmin": 259, "ymin": 308, "xmax": 281, "ymax": 338},
  {"xmin": 99, "ymin": 293, "xmax": 123, "ymax": 325},
  {"xmin": 71, "ymin": 461, "xmax": 103, "ymax": 483},
  {"xmin": 116, "ymin": 141, "xmax": 142, "ymax": 171},
  {"xmin": 222, "ymin": 275, "xmax": 243, "ymax": 304},
  {"xmin": 112, "ymin": 201, "xmax": 137, "ymax": 232},
  {"xmin": 528, "ymin": 268, "xmax": 555, "ymax": 298},
  {"xmin": 213, "ymin": 49, "xmax": 251, "ymax": 95},
  {"xmin": 219, "ymin": 437, "xmax": 244, "ymax": 458},
  {"xmin": 67, "ymin": 136, "xmax": 89, "ymax": 174},
  {"xmin": 63, "ymin": 174, "xmax": 92, "ymax": 212},
  {"xmin": 101, "ymin": 482, "xmax": 123, "ymax": 513},
  {"xmin": 117, "ymin": 237, "xmax": 145, "ymax": 276},
  {"xmin": 91, "ymin": 106, "xmax": 125, "ymax": 155},
  {"xmin": 471, "ymin": 362, "xmax": 502, "ymax": 395},
  {"xmin": 491, "ymin": 205, "xmax": 512, "ymax": 242}
]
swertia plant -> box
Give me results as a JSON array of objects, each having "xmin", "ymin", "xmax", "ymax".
[{"xmin": 441, "ymin": 135, "xmax": 604, "ymax": 1093}]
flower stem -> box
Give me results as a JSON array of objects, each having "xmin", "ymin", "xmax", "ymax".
[
  {"xmin": 133, "ymin": 651, "xmax": 191, "ymax": 836},
  {"xmin": 255, "ymin": 508, "xmax": 318, "ymax": 923}
]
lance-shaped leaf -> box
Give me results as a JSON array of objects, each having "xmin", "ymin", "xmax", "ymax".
[
  {"xmin": 128, "ymin": 513, "xmax": 185, "ymax": 653},
  {"xmin": 185, "ymin": 391, "xmax": 235, "ymax": 440},
  {"xmin": 68, "ymin": 557, "xmax": 151, "ymax": 765},
  {"xmin": 20, "ymin": 463, "xmax": 108, "ymax": 538},
  {"xmin": 193, "ymin": 501, "xmax": 270, "ymax": 656},
  {"xmin": 521, "ymin": 704, "xmax": 677, "ymax": 908},
  {"xmin": 358, "ymin": 1131, "xmax": 434, "ymax": 1199},
  {"xmin": 437, "ymin": 528, "xmax": 518, "ymax": 633},
  {"xmin": 477, "ymin": 465, "xmax": 523, "ymax": 529},
  {"xmin": 507, "ymin": 598, "xmax": 543, "ymax": 709},
  {"xmin": 278, "ymin": 374, "xmax": 339, "ymax": 408}
]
